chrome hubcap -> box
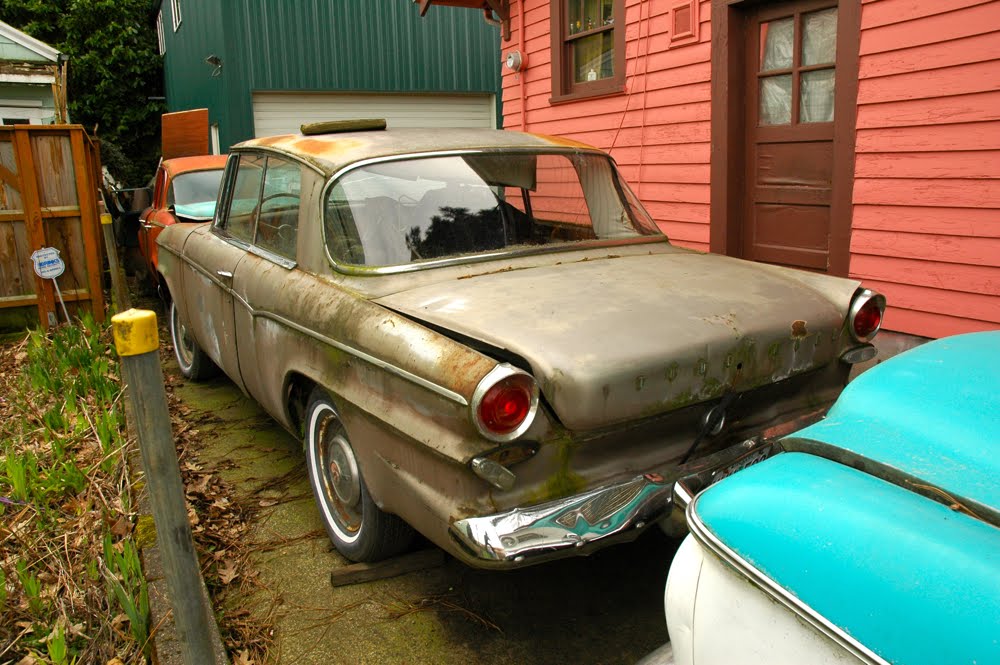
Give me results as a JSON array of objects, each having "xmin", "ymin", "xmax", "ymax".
[
  {"xmin": 314, "ymin": 410, "xmax": 363, "ymax": 533},
  {"xmin": 326, "ymin": 434, "xmax": 361, "ymax": 507}
]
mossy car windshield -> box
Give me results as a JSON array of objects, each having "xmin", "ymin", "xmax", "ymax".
[{"xmin": 323, "ymin": 152, "xmax": 662, "ymax": 267}]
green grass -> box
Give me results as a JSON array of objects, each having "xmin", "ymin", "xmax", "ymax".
[{"xmin": 0, "ymin": 315, "xmax": 149, "ymax": 663}]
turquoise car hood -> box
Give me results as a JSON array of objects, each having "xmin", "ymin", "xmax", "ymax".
[
  {"xmin": 692, "ymin": 453, "xmax": 1000, "ymax": 665},
  {"xmin": 793, "ymin": 331, "xmax": 1000, "ymax": 518},
  {"xmin": 689, "ymin": 332, "xmax": 1000, "ymax": 665}
]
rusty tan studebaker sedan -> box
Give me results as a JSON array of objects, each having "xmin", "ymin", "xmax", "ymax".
[{"xmin": 157, "ymin": 121, "xmax": 885, "ymax": 568}]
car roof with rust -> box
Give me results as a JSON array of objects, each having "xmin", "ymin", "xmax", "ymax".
[
  {"xmin": 162, "ymin": 154, "xmax": 228, "ymax": 178},
  {"xmin": 234, "ymin": 128, "xmax": 601, "ymax": 177}
]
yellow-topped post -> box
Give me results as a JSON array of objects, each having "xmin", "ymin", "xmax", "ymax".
[
  {"xmin": 111, "ymin": 309, "xmax": 159, "ymax": 355},
  {"xmin": 112, "ymin": 309, "xmax": 224, "ymax": 665}
]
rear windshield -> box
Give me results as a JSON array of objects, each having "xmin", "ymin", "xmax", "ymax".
[{"xmin": 323, "ymin": 152, "xmax": 661, "ymax": 267}]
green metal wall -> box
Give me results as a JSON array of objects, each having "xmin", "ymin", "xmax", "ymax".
[{"xmin": 159, "ymin": 0, "xmax": 501, "ymax": 151}]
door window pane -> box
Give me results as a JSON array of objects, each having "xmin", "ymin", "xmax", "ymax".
[
  {"xmin": 760, "ymin": 75, "xmax": 792, "ymax": 125},
  {"xmin": 255, "ymin": 157, "xmax": 301, "ymax": 259},
  {"xmin": 802, "ymin": 8, "xmax": 837, "ymax": 66},
  {"xmin": 225, "ymin": 153, "xmax": 265, "ymax": 243},
  {"xmin": 801, "ymin": 69, "xmax": 835, "ymax": 123},
  {"xmin": 760, "ymin": 17, "xmax": 793, "ymax": 71},
  {"xmin": 573, "ymin": 31, "xmax": 615, "ymax": 82}
]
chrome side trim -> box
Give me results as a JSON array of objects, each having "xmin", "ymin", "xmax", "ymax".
[
  {"xmin": 248, "ymin": 243, "xmax": 296, "ymax": 270},
  {"xmin": 170, "ymin": 250, "xmax": 468, "ymax": 407},
  {"xmin": 255, "ymin": 309, "xmax": 469, "ymax": 407},
  {"xmin": 686, "ymin": 503, "xmax": 889, "ymax": 665}
]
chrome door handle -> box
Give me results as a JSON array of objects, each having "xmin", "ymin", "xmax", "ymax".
[{"xmin": 217, "ymin": 270, "xmax": 233, "ymax": 278}]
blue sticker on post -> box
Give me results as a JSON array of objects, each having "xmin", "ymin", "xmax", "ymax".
[{"xmin": 30, "ymin": 247, "xmax": 66, "ymax": 279}]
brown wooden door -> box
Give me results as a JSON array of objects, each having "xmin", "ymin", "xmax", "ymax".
[{"xmin": 743, "ymin": 0, "xmax": 844, "ymax": 273}]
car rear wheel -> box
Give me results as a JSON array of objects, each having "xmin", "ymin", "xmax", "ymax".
[
  {"xmin": 169, "ymin": 300, "xmax": 218, "ymax": 381},
  {"xmin": 305, "ymin": 389, "xmax": 414, "ymax": 562}
]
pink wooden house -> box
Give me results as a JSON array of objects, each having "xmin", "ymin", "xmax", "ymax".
[{"xmin": 418, "ymin": 0, "xmax": 1000, "ymax": 345}]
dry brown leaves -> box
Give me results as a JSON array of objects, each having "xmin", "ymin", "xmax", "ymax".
[{"xmin": 159, "ymin": 342, "xmax": 275, "ymax": 663}]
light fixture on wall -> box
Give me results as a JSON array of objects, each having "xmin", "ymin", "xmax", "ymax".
[
  {"xmin": 505, "ymin": 50, "xmax": 524, "ymax": 72},
  {"xmin": 205, "ymin": 54, "xmax": 223, "ymax": 77}
]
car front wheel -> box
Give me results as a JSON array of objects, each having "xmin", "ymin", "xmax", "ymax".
[
  {"xmin": 305, "ymin": 389, "xmax": 414, "ymax": 562},
  {"xmin": 169, "ymin": 300, "xmax": 218, "ymax": 381}
]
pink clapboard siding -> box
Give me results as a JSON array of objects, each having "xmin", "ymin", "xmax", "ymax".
[
  {"xmin": 851, "ymin": 0, "xmax": 1000, "ymax": 338},
  {"xmin": 502, "ymin": 0, "xmax": 713, "ymax": 252},
  {"xmin": 500, "ymin": 0, "xmax": 1000, "ymax": 339}
]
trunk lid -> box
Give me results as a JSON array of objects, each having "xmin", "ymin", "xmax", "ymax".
[{"xmin": 375, "ymin": 248, "xmax": 859, "ymax": 431}]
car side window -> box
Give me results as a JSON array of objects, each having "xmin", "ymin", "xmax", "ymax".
[
  {"xmin": 222, "ymin": 153, "xmax": 265, "ymax": 244},
  {"xmin": 254, "ymin": 156, "xmax": 301, "ymax": 260}
]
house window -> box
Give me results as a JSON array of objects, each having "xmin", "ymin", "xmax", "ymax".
[
  {"xmin": 550, "ymin": 0, "xmax": 625, "ymax": 103},
  {"xmin": 156, "ymin": 11, "xmax": 165, "ymax": 54},
  {"xmin": 170, "ymin": 0, "xmax": 182, "ymax": 32}
]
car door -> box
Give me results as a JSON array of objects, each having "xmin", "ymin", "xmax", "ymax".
[
  {"xmin": 138, "ymin": 165, "xmax": 167, "ymax": 279},
  {"xmin": 181, "ymin": 153, "xmax": 266, "ymax": 392},
  {"xmin": 229, "ymin": 153, "xmax": 302, "ymax": 404}
]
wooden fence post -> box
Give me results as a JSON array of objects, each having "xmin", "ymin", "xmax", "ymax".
[
  {"xmin": 111, "ymin": 309, "xmax": 222, "ymax": 665},
  {"xmin": 101, "ymin": 206, "xmax": 130, "ymax": 312}
]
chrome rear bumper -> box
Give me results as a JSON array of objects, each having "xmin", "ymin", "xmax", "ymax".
[{"xmin": 449, "ymin": 438, "xmax": 777, "ymax": 568}]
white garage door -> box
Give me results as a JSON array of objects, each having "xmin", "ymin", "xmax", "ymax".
[{"xmin": 252, "ymin": 92, "xmax": 496, "ymax": 137}]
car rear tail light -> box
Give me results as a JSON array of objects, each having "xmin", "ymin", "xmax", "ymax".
[
  {"xmin": 471, "ymin": 364, "xmax": 539, "ymax": 442},
  {"xmin": 849, "ymin": 289, "xmax": 886, "ymax": 342}
]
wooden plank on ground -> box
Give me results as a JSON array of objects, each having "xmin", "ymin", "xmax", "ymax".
[{"xmin": 329, "ymin": 549, "xmax": 446, "ymax": 588}]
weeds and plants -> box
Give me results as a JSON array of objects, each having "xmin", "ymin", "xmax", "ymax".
[{"xmin": 0, "ymin": 315, "xmax": 148, "ymax": 663}]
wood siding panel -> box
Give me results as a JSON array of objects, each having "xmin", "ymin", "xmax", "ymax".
[
  {"xmin": 855, "ymin": 151, "xmax": 1000, "ymax": 179},
  {"xmin": 656, "ymin": 220, "xmax": 711, "ymax": 244},
  {"xmin": 853, "ymin": 178, "xmax": 1000, "ymax": 208},
  {"xmin": 859, "ymin": 278, "xmax": 1000, "ymax": 324},
  {"xmin": 850, "ymin": 230, "xmax": 1000, "ymax": 268},
  {"xmin": 643, "ymin": 201, "xmax": 709, "ymax": 224},
  {"xmin": 855, "ymin": 122, "xmax": 1000, "ymax": 152},
  {"xmin": 859, "ymin": 31, "xmax": 1000, "ymax": 78},
  {"xmin": 859, "ymin": 2, "xmax": 1000, "ymax": 54},
  {"xmin": 852, "ymin": 205, "xmax": 1000, "ymax": 238},
  {"xmin": 860, "ymin": 0, "xmax": 992, "ymax": 29},
  {"xmin": 856, "ymin": 92, "xmax": 1000, "ymax": 129},
  {"xmin": 880, "ymin": 307, "xmax": 997, "ymax": 339},
  {"xmin": 851, "ymin": 255, "xmax": 1000, "ymax": 295},
  {"xmin": 857, "ymin": 61, "xmax": 1000, "ymax": 104},
  {"xmin": 852, "ymin": 0, "xmax": 999, "ymax": 339}
]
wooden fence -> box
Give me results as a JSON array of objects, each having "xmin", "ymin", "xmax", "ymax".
[{"xmin": 0, "ymin": 125, "xmax": 105, "ymax": 330}]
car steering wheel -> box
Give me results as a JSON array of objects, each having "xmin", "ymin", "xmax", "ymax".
[{"xmin": 260, "ymin": 192, "xmax": 300, "ymax": 206}]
